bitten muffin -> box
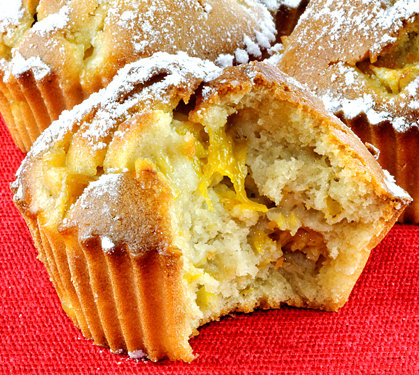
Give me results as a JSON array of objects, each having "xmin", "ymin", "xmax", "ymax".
[
  {"xmin": 12, "ymin": 53, "xmax": 411, "ymax": 361},
  {"xmin": 278, "ymin": 0, "xmax": 419, "ymax": 222},
  {"xmin": 0, "ymin": 0, "xmax": 276, "ymax": 152}
]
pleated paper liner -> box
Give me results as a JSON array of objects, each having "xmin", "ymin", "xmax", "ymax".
[
  {"xmin": 14, "ymin": 203, "xmax": 195, "ymax": 362},
  {"xmin": 338, "ymin": 112, "xmax": 419, "ymax": 223}
]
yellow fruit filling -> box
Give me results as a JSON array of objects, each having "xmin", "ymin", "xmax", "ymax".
[
  {"xmin": 199, "ymin": 125, "xmax": 268, "ymax": 212},
  {"xmin": 174, "ymin": 116, "xmax": 268, "ymax": 213},
  {"xmin": 370, "ymin": 64, "xmax": 419, "ymax": 94}
]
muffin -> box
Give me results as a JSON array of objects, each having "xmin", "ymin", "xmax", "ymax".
[
  {"xmin": 12, "ymin": 52, "xmax": 411, "ymax": 361},
  {"xmin": 278, "ymin": 0, "xmax": 419, "ymax": 222},
  {"xmin": 0, "ymin": 0, "xmax": 276, "ymax": 152}
]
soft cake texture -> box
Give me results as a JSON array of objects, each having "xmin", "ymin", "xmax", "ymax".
[
  {"xmin": 278, "ymin": 0, "xmax": 419, "ymax": 222},
  {"xmin": 0, "ymin": 0, "xmax": 277, "ymax": 152},
  {"xmin": 12, "ymin": 53, "xmax": 411, "ymax": 361}
]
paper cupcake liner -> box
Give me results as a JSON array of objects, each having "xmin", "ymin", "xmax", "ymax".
[
  {"xmin": 341, "ymin": 113, "xmax": 419, "ymax": 223},
  {"xmin": 0, "ymin": 66, "xmax": 85, "ymax": 153},
  {"xmin": 274, "ymin": 0, "xmax": 310, "ymax": 41},
  {"xmin": 16, "ymin": 205, "xmax": 195, "ymax": 361}
]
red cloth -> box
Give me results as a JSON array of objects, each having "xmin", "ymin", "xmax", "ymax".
[{"xmin": 1, "ymin": 116, "xmax": 418, "ymax": 374}]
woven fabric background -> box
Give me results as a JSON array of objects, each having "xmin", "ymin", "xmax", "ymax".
[{"xmin": 1, "ymin": 115, "xmax": 418, "ymax": 374}]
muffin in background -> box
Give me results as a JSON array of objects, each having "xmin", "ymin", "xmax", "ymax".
[
  {"xmin": 278, "ymin": 0, "xmax": 419, "ymax": 222},
  {"xmin": 0, "ymin": 0, "xmax": 277, "ymax": 152}
]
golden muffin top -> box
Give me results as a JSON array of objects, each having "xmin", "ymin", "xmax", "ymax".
[
  {"xmin": 279, "ymin": 0, "xmax": 419, "ymax": 132},
  {"xmin": 1, "ymin": 0, "xmax": 276, "ymax": 96}
]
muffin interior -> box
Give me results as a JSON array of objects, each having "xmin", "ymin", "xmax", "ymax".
[{"xmin": 168, "ymin": 90, "xmax": 391, "ymax": 332}]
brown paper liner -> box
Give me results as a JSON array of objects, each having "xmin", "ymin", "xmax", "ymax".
[
  {"xmin": 275, "ymin": 0, "xmax": 310, "ymax": 41},
  {"xmin": 342, "ymin": 113, "xmax": 419, "ymax": 223}
]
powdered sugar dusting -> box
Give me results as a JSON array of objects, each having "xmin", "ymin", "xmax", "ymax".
[
  {"xmin": 31, "ymin": 6, "xmax": 70, "ymax": 37},
  {"xmin": 10, "ymin": 52, "xmax": 51, "ymax": 80},
  {"xmin": 281, "ymin": 0, "xmax": 419, "ymax": 133},
  {"xmin": 3, "ymin": 0, "xmax": 276, "ymax": 88},
  {"xmin": 13, "ymin": 52, "xmax": 222, "ymax": 220},
  {"xmin": 101, "ymin": 236, "xmax": 116, "ymax": 252},
  {"xmin": 243, "ymin": 35, "xmax": 262, "ymax": 57},
  {"xmin": 73, "ymin": 173, "xmax": 125, "ymax": 243},
  {"xmin": 81, "ymin": 174, "xmax": 121, "ymax": 202},
  {"xmin": 76, "ymin": 173, "xmax": 122, "ymax": 226},
  {"xmin": 295, "ymin": 0, "xmax": 418, "ymax": 60},
  {"xmin": 23, "ymin": 52, "xmax": 220, "ymax": 162},
  {"xmin": 235, "ymin": 49, "xmax": 250, "ymax": 64},
  {"xmin": 102, "ymin": 0, "xmax": 275, "ymax": 65},
  {"xmin": 215, "ymin": 54, "xmax": 234, "ymax": 68},
  {"xmin": 383, "ymin": 170, "xmax": 410, "ymax": 199},
  {"xmin": 128, "ymin": 350, "xmax": 146, "ymax": 359},
  {"xmin": 405, "ymin": 76, "xmax": 419, "ymax": 97},
  {"xmin": 266, "ymin": 43, "xmax": 285, "ymax": 65},
  {"xmin": 320, "ymin": 91, "xmax": 418, "ymax": 132},
  {"xmin": 0, "ymin": 0, "xmax": 24, "ymax": 33},
  {"xmin": 258, "ymin": 0, "xmax": 303, "ymax": 12}
]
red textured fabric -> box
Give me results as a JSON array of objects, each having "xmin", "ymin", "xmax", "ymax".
[{"xmin": 0, "ymin": 115, "xmax": 418, "ymax": 374}]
